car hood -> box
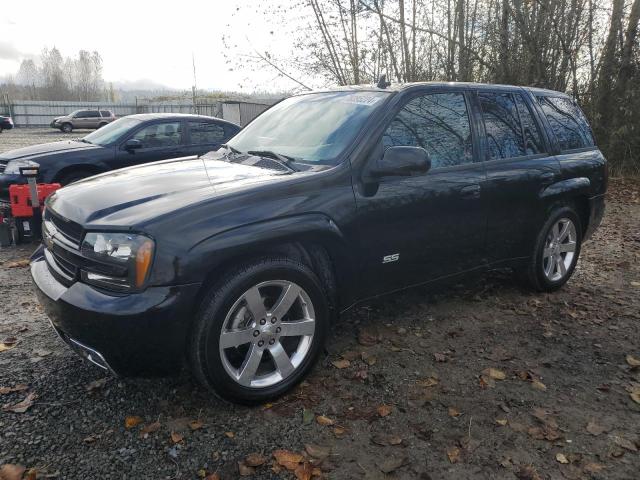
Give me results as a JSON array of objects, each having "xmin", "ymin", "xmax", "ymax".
[
  {"xmin": 47, "ymin": 156, "xmax": 288, "ymax": 228},
  {"xmin": 0, "ymin": 140, "xmax": 101, "ymax": 161}
]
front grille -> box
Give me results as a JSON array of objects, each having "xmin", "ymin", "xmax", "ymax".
[{"xmin": 44, "ymin": 208, "xmax": 83, "ymax": 246}]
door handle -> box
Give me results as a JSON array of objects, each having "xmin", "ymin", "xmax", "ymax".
[
  {"xmin": 460, "ymin": 184, "xmax": 481, "ymax": 199},
  {"xmin": 540, "ymin": 172, "xmax": 555, "ymax": 184}
]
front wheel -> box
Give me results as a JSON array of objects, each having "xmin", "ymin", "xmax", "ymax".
[
  {"xmin": 61, "ymin": 123, "xmax": 73, "ymax": 133},
  {"xmin": 189, "ymin": 257, "xmax": 329, "ymax": 404},
  {"xmin": 519, "ymin": 206, "xmax": 582, "ymax": 292}
]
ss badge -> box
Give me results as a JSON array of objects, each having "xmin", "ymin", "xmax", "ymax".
[{"xmin": 382, "ymin": 253, "xmax": 399, "ymax": 264}]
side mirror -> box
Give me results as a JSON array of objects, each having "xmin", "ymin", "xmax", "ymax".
[
  {"xmin": 124, "ymin": 139, "xmax": 143, "ymax": 152},
  {"xmin": 368, "ymin": 146, "xmax": 431, "ymax": 179}
]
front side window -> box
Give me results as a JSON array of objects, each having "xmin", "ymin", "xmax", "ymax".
[
  {"xmin": 227, "ymin": 91, "xmax": 391, "ymax": 164},
  {"xmin": 132, "ymin": 122, "xmax": 182, "ymax": 148},
  {"xmin": 537, "ymin": 96, "xmax": 594, "ymax": 150},
  {"xmin": 479, "ymin": 92, "xmax": 525, "ymax": 160},
  {"xmin": 382, "ymin": 92, "xmax": 473, "ymax": 168},
  {"xmin": 189, "ymin": 121, "xmax": 225, "ymax": 145}
]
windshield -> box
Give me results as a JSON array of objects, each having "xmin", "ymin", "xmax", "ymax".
[
  {"xmin": 227, "ymin": 91, "xmax": 391, "ymax": 164},
  {"xmin": 83, "ymin": 117, "xmax": 141, "ymax": 146}
]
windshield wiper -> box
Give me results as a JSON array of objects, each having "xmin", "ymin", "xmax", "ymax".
[
  {"xmin": 247, "ymin": 150, "xmax": 299, "ymax": 172},
  {"xmin": 220, "ymin": 143, "xmax": 242, "ymax": 154}
]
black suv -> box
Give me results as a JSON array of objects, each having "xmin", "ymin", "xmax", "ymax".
[{"xmin": 31, "ymin": 83, "xmax": 606, "ymax": 404}]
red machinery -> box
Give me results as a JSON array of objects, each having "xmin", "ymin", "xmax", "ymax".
[{"xmin": 0, "ymin": 182, "xmax": 61, "ymax": 245}]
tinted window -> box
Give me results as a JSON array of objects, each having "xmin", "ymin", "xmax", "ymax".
[
  {"xmin": 86, "ymin": 111, "xmax": 100, "ymax": 118},
  {"xmin": 100, "ymin": 111, "xmax": 112, "ymax": 117},
  {"xmin": 514, "ymin": 94, "xmax": 544, "ymax": 155},
  {"xmin": 382, "ymin": 92, "xmax": 473, "ymax": 168},
  {"xmin": 537, "ymin": 96, "xmax": 594, "ymax": 150},
  {"xmin": 132, "ymin": 122, "xmax": 182, "ymax": 148},
  {"xmin": 479, "ymin": 92, "xmax": 525, "ymax": 160},
  {"xmin": 74, "ymin": 111, "xmax": 90, "ymax": 118},
  {"xmin": 189, "ymin": 121, "xmax": 225, "ymax": 145}
]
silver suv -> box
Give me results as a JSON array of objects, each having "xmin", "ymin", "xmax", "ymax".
[{"xmin": 50, "ymin": 110, "xmax": 116, "ymax": 133}]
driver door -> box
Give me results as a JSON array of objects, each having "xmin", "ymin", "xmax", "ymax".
[
  {"xmin": 114, "ymin": 121, "xmax": 185, "ymax": 169},
  {"xmin": 353, "ymin": 90, "xmax": 488, "ymax": 296}
]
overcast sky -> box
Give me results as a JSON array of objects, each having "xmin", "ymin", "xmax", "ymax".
[{"xmin": 0, "ymin": 0, "xmax": 307, "ymax": 93}]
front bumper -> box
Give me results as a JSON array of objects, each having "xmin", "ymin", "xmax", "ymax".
[
  {"xmin": 50, "ymin": 121, "xmax": 61, "ymax": 128},
  {"xmin": 30, "ymin": 247, "xmax": 201, "ymax": 376},
  {"xmin": 1, "ymin": 121, "xmax": 13, "ymax": 130}
]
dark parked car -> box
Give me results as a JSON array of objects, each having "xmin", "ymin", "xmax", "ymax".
[
  {"xmin": 0, "ymin": 113, "xmax": 241, "ymax": 198},
  {"xmin": 0, "ymin": 115, "xmax": 14, "ymax": 133},
  {"xmin": 50, "ymin": 109, "xmax": 117, "ymax": 133},
  {"xmin": 31, "ymin": 83, "xmax": 606, "ymax": 404}
]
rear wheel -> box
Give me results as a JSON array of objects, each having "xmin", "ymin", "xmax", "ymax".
[
  {"xmin": 61, "ymin": 123, "xmax": 73, "ymax": 133},
  {"xmin": 97, "ymin": 122, "xmax": 107, "ymax": 129},
  {"xmin": 519, "ymin": 206, "xmax": 582, "ymax": 292},
  {"xmin": 189, "ymin": 257, "xmax": 329, "ymax": 404}
]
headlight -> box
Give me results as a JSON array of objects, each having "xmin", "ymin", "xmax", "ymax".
[
  {"xmin": 80, "ymin": 232, "xmax": 155, "ymax": 291},
  {"xmin": 4, "ymin": 160, "xmax": 40, "ymax": 175}
]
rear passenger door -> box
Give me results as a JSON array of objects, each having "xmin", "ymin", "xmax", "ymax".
[
  {"xmin": 185, "ymin": 120, "xmax": 235, "ymax": 156},
  {"xmin": 354, "ymin": 90, "xmax": 487, "ymax": 295},
  {"xmin": 478, "ymin": 89, "xmax": 561, "ymax": 264}
]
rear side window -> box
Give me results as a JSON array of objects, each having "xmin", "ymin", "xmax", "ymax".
[
  {"xmin": 514, "ymin": 94, "xmax": 544, "ymax": 155},
  {"xmin": 188, "ymin": 121, "xmax": 226, "ymax": 145},
  {"xmin": 382, "ymin": 92, "xmax": 473, "ymax": 168},
  {"xmin": 537, "ymin": 96, "xmax": 594, "ymax": 150},
  {"xmin": 86, "ymin": 111, "xmax": 100, "ymax": 118},
  {"xmin": 479, "ymin": 92, "xmax": 524, "ymax": 160},
  {"xmin": 100, "ymin": 110, "xmax": 112, "ymax": 117}
]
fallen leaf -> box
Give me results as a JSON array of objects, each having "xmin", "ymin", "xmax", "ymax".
[
  {"xmin": 139, "ymin": 421, "xmax": 161, "ymax": 438},
  {"xmin": 556, "ymin": 453, "xmax": 569, "ymax": 464},
  {"xmin": 316, "ymin": 415, "xmax": 334, "ymax": 426},
  {"xmin": 0, "ymin": 384, "xmax": 28, "ymax": 395},
  {"xmin": 613, "ymin": 435, "xmax": 638, "ymax": 452},
  {"xmin": 85, "ymin": 378, "xmax": 108, "ymax": 393},
  {"xmin": 204, "ymin": 474, "xmax": 221, "ymax": 480},
  {"xmin": 358, "ymin": 328, "xmax": 379, "ymax": 346},
  {"xmin": 2, "ymin": 392, "xmax": 36, "ymax": 413},
  {"xmin": 626, "ymin": 355, "xmax": 640, "ymax": 368},
  {"xmin": 371, "ymin": 433, "xmax": 402, "ymax": 446},
  {"xmin": 224, "ymin": 431, "xmax": 235, "ymax": 438},
  {"xmin": 273, "ymin": 449, "xmax": 304, "ymax": 471},
  {"xmin": 378, "ymin": 454, "xmax": 408, "ymax": 473},
  {"xmin": 585, "ymin": 420, "xmax": 606, "ymax": 436},
  {"xmin": 189, "ymin": 419, "xmax": 204, "ymax": 431},
  {"xmin": 377, "ymin": 404, "xmax": 392, "ymax": 417},
  {"xmin": 304, "ymin": 444, "xmax": 330, "ymax": 459},
  {"xmin": 448, "ymin": 407, "xmax": 462, "ymax": 418},
  {"xmin": 83, "ymin": 435, "xmax": 97, "ymax": 443},
  {"xmin": 631, "ymin": 389, "xmax": 640, "ymax": 404},
  {"xmin": 434, "ymin": 352, "xmax": 447, "ymax": 362},
  {"xmin": 245, "ymin": 453, "xmax": 267, "ymax": 467},
  {"xmin": 331, "ymin": 358, "xmax": 350, "ymax": 369},
  {"xmin": 516, "ymin": 464, "xmax": 542, "ymax": 480},
  {"xmin": 5, "ymin": 259, "xmax": 30, "ymax": 268},
  {"xmin": 416, "ymin": 377, "xmax": 439, "ymax": 387},
  {"xmin": 0, "ymin": 464, "xmax": 26, "ymax": 480},
  {"xmin": 333, "ymin": 426, "xmax": 347, "ymax": 437},
  {"xmin": 479, "ymin": 375, "xmax": 495, "ymax": 388},
  {"xmin": 170, "ymin": 431, "xmax": 184, "ymax": 444},
  {"xmin": 583, "ymin": 463, "xmax": 604, "ymax": 473},
  {"xmin": 124, "ymin": 416, "xmax": 143, "ymax": 429},
  {"xmin": 361, "ymin": 351, "xmax": 377, "ymax": 366},
  {"xmin": 237, "ymin": 461, "xmax": 255, "ymax": 476},
  {"xmin": 531, "ymin": 380, "xmax": 547, "ymax": 391},
  {"xmin": 447, "ymin": 446, "xmax": 461, "ymax": 463},
  {"xmin": 496, "ymin": 419, "xmax": 508, "ymax": 426},
  {"xmin": 482, "ymin": 368, "xmax": 506, "ymax": 380},
  {"xmin": 302, "ymin": 408, "xmax": 314, "ymax": 425},
  {"xmin": 294, "ymin": 461, "xmax": 313, "ymax": 480}
]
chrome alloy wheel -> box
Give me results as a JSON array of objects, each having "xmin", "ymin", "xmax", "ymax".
[
  {"xmin": 542, "ymin": 217, "xmax": 577, "ymax": 282},
  {"xmin": 218, "ymin": 280, "xmax": 316, "ymax": 388}
]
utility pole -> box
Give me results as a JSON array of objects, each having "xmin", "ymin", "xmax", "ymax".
[{"xmin": 192, "ymin": 52, "xmax": 198, "ymax": 115}]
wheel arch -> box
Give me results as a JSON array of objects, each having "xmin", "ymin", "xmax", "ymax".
[
  {"xmin": 188, "ymin": 214, "xmax": 357, "ymax": 319},
  {"xmin": 540, "ymin": 178, "xmax": 592, "ymax": 239},
  {"xmin": 53, "ymin": 164, "xmax": 106, "ymax": 183}
]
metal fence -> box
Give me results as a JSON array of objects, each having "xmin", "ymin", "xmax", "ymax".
[{"xmin": 0, "ymin": 98, "xmax": 271, "ymax": 127}]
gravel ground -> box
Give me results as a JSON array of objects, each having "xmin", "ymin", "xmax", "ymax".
[
  {"xmin": 0, "ymin": 129, "xmax": 639, "ymax": 479},
  {"xmin": 0, "ymin": 127, "xmax": 93, "ymax": 151}
]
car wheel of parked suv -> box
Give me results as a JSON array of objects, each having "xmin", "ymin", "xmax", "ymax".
[
  {"xmin": 61, "ymin": 123, "xmax": 73, "ymax": 133},
  {"xmin": 189, "ymin": 257, "xmax": 329, "ymax": 404},
  {"xmin": 521, "ymin": 206, "xmax": 582, "ymax": 292}
]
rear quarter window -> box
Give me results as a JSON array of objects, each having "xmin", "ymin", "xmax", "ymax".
[
  {"xmin": 537, "ymin": 96, "xmax": 594, "ymax": 151},
  {"xmin": 100, "ymin": 111, "xmax": 112, "ymax": 117},
  {"xmin": 188, "ymin": 121, "xmax": 226, "ymax": 145}
]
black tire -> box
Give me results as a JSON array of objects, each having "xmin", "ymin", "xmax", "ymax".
[
  {"xmin": 61, "ymin": 123, "xmax": 73, "ymax": 133},
  {"xmin": 519, "ymin": 206, "xmax": 582, "ymax": 292},
  {"xmin": 97, "ymin": 122, "xmax": 107, "ymax": 129},
  {"xmin": 189, "ymin": 257, "xmax": 329, "ymax": 405},
  {"xmin": 58, "ymin": 170, "xmax": 93, "ymax": 186}
]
